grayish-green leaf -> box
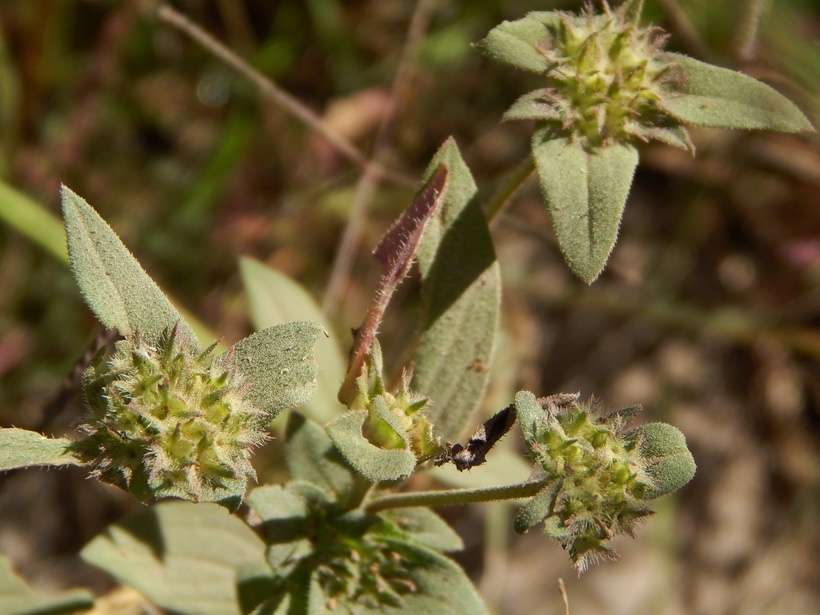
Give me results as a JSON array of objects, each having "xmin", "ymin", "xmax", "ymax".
[
  {"xmin": 514, "ymin": 390, "xmax": 544, "ymax": 455},
  {"xmin": 629, "ymin": 422, "xmax": 697, "ymax": 499},
  {"xmin": 81, "ymin": 501, "xmax": 267, "ymax": 615},
  {"xmin": 240, "ymin": 257, "xmax": 346, "ymax": 423},
  {"xmin": 0, "ymin": 555, "xmax": 93, "ymax": 615},
  {"xmin": 221, "ymin": 322, "xmax": 323, "ymax": 420},
  {"xmin": 326, "ymin": 411, "xmax": 416, "ymax": 482},
  {"xmin": 531, "ymin": 131, "xmax": 639, "ymax": 283},
  {"xmin": 380, "ymin": 508, "xmax": 464, "ymax": 553},
  {"xmin": 502, "ymin": 89, "xmax": 561, "ymax": 122},
  {"xmin": 660, "ymin": 53, "xmax": 814, "ymax": 133},
  {"xmin": 0, "ymin": 429, "xmax": 82, "ymax": 472},
  {"xmin": 61, "ymin": 186, "xmax": 199, "ymax": 349},
  {"xmin": 475, "ymin": 12, "xmax": 561, "ymax": 74},
  {"xmin": 514, "ymin": 482, "xmax": 559, "ymax": 534},
  {"xmin": 285, "ymin": 412, "xmax": 356, "ymax": 501},
  {"xmin": 411, "ymin": 138, "xmax": 501, "ymax": 442},
  {"xmin": 246, "ymin": 483, "xmax": 323, "ymax": 571}
]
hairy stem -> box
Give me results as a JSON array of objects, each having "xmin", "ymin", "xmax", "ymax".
[
  {"xmin": 484, "ymin": 157, "xmax": 535, "ymax": 225},
  {"xmin": 363, "ymin": 479, "xmax": 548, "ymax": 514}
]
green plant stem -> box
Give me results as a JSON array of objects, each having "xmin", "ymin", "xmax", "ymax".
[
  {"xmin": 363, "ymin": 479, "xmax": 548, "ymax": 514},
  {"xmin": 484, "ymin": 156, "xmax": 534, "ymax": 225}
]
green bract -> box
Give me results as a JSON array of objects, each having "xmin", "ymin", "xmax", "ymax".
[
  {"xmin": 514, "ymin": 391, "xmax": 695, "ymax": 572},
  {"xmin": 477, "ymin": 0, "xmax": 814, "ymax": 282}
]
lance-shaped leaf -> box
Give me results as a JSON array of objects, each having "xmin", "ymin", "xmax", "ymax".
[
  {"xmin": 326, "ymin": 410, "xmax": 416, "ymax": 482},
  {"xmin": 532, "ymin": 129, "xmax": 638, "ymax": 283},
  {"xmin": 81, "ymin": 501, "xmax": 267, "ymax": 615},
  {"xmin": 220, "ymin": 321, "xmax": 323, "ymax": 420},
  {"xmin": 0, "ymin": 429, "xmax": 82, "ymax": 472},
  {"xmin": 411, "ymin": 138, "xmax": 501, "ymax": 441},
  {"xmin": 338, "ymin": 165, "xmax": 449, "ymax": 406},
  {"xmin": 240, "ymin": 257, "xmax": 347, "ymax": 423},
  {"xmin": 0, "ymin": 555, "xmax": 93, "ymax": 615},
  {"xmin": 659, "ymin": 53, "xmax": 814, "ymax": 133},
  {"xmin": 61, "ymin": 186, "xmax": 199, "ymax": 350},
  {"xmin": 380, "ymin": 507, "xmax": 464, "ymax": 553}
]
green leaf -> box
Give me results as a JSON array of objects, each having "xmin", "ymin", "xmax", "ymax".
[
  {"xmin": 246, "ymin": 483, "xmax": 324, "ymax": 571},
  {"xmin": 629, "ymin": 422, "xmax": 697, "ymax": 498},
  {"xmin": 285, "ymin": 412, "xmax": 356, "ymax": 502},
  {"xmin": 0, "ymin": 429, "xmax": 82, "ymax": 472},
  {"xmin": 475, "ymin": 12, "xmax": 561, "ymax": 74},
  {"xmin": 240, "ymin": 257, "xmax": 347, "ymax": 423},
  {"xmin": 659, "ymin": 53, "xmax": 814, "ymax": 133},
  {"xmin": 0, "ymin": 555, "xmax": 93, "ymax": 615},
  {"xmin": 221, "ymin": 321, "xmax": 323, "ymax": 420},
  {"xmin": 513, "ymin": 390, "xmax": 544, "ymax": 455},
  {"xmin": 326, "ymin": 411, "xmax": 416, "ymax": 482},
  {"xmin": 514, "ymin": 482, "xmax": 559, "ymax": 534},
  {"xmin": 502, "ymin": 89, "xmax": 561, "ymax": 123},
  {"xmin": 531, "ymin": 130, "xmax": 639, "ymax": 283},
  {"xmin": 411, "ymin": 138, "xmax": 501, "ymax": 442},
  {"xmin": 380, "ymin": 508, "xmax": 464, "ymax": 553},
  {"xmin": 60, "ymin": 186, "xmax": 200, "ymax": 349},
  {"xmin": 81, "ymin": 501, "xmax": 267, "ymax": 615}
]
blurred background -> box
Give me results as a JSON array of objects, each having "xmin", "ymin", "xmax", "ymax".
[{"xmin": 0, "ymin": 0, "xmax": 818, "ymax": 613}]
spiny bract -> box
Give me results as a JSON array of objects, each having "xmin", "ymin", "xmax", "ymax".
[
  {"xmin": 76, "ymin": 326, "xmax": 267, "ymax": 504},
  {"xmin": 479, "ymin": 1, "xmax": 693, "ymax": 151},
  {"xmin": 515, "ymin": 392, "xmax": 695, "ymax": 572}
]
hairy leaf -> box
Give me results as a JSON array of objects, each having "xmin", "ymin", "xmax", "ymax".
[
  {"xmin": 411, "ymin": 138, "xmax": 501, "ymax": 441},
  {"xmin": 660, "ymin": 53, "xmax": 814, "ymax": 133},
  {"xmin": 326, "ymin": 411, "xmax": 416, "ymax": 482},
  {"xmin": 531, "ymin": 130, "xmax": 638, "ymax": 283},
  {"xmin": 285, "ymin": 412, "xmax": 356, "ymax": 501},
  {"xmin": 380, "ymin": 508, "xmax": 464, "ymax": 553},
  {"xmin": 0, "ymin": 555, "xmax": 93, "ymax": 615},
  {"xmin": 514, "ymin": 482, "xmax": 559, "ymax": 534},
  {"xmin": 221, "ymin": 322, "xmax": 322, "ymax": 420},
  {"xmin": 474, "ymin": 12, "xmax": 561, "ymax": 73},
  {"xmin": 0, "ymin": 429, "xmax": 81, "ymax": 472},
  {"xmin": 61, "ymin": 186, "xmax": 199, "ymax": 349},
  {"xmin": 240, "ymin": 257, "xmax": 346, "ymax": 423},
  {"xmin": 81, "ymin": 501, "xmax": 266, "ymax": 615}
]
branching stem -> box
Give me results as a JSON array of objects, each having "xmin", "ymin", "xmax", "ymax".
[{"xmin": 363, "ymin": 478, "xmax": 548, "ymax": 514}]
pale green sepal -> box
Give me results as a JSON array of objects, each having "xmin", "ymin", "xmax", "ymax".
[
  {"xmin": 60, "ymin": 186, "xmax": 199, "ymax": 350},
  {"xmin": 0, "ymin": 554, "xmax": 94, "ymax": 615},
  {"xmin": 514, "ymin": 482, "xmax": 559, "ymax": 534},
  {"xmin": 660, "ymin": 53, "xmax": 814, "ymax": 133},
  {"xmin": 531, "ymin": 129, "xmax": 639, "ymax": 283},
  {"xmin": 240, "ymin": 257, "xmax": 347, "ymax": 423},
  {"xmin": 411, "ymin": 138, "xmax": 501, "ymax": 441},
  {"xmin": 326, "ymin": 411, "xmax": 416, "ymax": 482},
  {"xmin": 81, "ymin": 501, "xmax": 267, "ymax": 615},
  {"xmin": 629, "ymin": 422, "xmax": 696, "ymax": 498},
  {"xmin": 0, "ymin": 429, "xmax": 82, "ymax": 472},
  {"xmin": 285, "ymin": 412, "xmax": 356, "ymax": 501},
  {"xmin": 380, "ymin": 508, "xmax": 464, "ymax": 553},
  {"xmin": 222, "ymin": 322, "xmax": 323, "ymax": 420},
  {"xmin": 620, "ymin": 0, "xmax": 646, "ymax": 24},
  {"xmin": 475, "ymin": 12, "xmax": 562, "ymax": 74},
  {"xmin": 368, "ymin": 394, "xmax": 411, "ymax": 450}
]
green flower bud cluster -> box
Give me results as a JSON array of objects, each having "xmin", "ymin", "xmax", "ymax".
[
  {"xmin": 479, "ymin": 1, "xmax": 693, "ymax": 151},
  {"xmin": 76, "ymin": 326, "xmax": 267, "ymax": 503},
  {"xmin": 514, "ymin": 392, "xmax": 695, "ymax": 572}
]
